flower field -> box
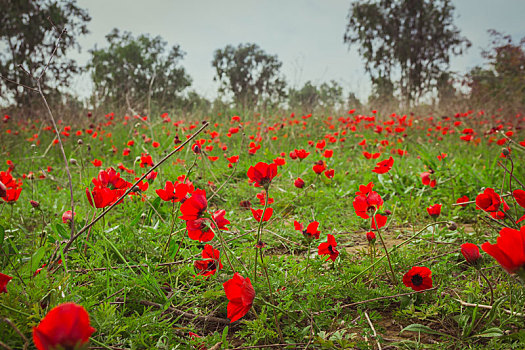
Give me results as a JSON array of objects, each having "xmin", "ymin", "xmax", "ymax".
[{"xmin": 1, "ymin": 109, "xmax": 525, "ymax": 349}]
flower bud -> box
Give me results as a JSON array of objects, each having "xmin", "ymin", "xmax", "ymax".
[
  {"xmin": 366, "ymin": 231, "xmax": 376, "ymax": 244},
  {"xmin": 30, "ymin": 200, "xmax": 40, "ymax": 208},
  {"xmin": 461, "ymin": 243, "xmax": 481, "ymax": 265},
  {"xmin": 294, "ymin": 177, "xmax": 305, "ymax": 188}
]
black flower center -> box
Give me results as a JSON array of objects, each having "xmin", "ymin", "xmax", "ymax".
[
  {"xmin": 328, "ymin": 245, "xmax": 335, "ymax": 254},
  {"xmin": 411, "ymin": 274, "xmax": 423, "ymax": 286}
]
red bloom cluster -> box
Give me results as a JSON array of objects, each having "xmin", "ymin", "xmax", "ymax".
[
  {"xmin": 353, "ymin": 182, "xmax": 384, "ymax": 219},
  {"xmin": 420, "ymin": 172, "xmax": 436, "ymax": 188},
  {"xmin": 179, "ymin": 189, "xmax": 230, "ymax": 242},
  {"xmin": 33, "ymin": 303, "xmax": 95, "ymax": 350},
  {"xmin": 86, "ymin": 167, "xmax": 132, "ymax": 208},
  {"xmin": 0, "ymin": 169, "xmax": 22, "ymax": 202}
]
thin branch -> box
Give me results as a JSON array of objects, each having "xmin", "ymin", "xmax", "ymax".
[
  {"xmin": 454, "ymin": 298, "xmax": 523, "ymax": 317},
  {"xmin": 0, "ymin": 74, "xmax": 38, "ymax": 92},
  {"xmin": 314, "ymin": 287, "xmax": 438, "ymax": 315},
  {"xmin": 118, "ymin": 299, "xmax": 230, "ymax": 325}
]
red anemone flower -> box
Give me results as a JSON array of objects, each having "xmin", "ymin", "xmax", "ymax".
[
  {"xmin": 461, "ymin": 243, "xmax": 481, "ymax": 265},
  {"xmin": 62, "ymin": 210, "xmax": 74, "ymax": 224},
  {"xmin": 318, "ymin": 234, "xmax": 339, "ymax": 261},
  {"xmin": 353, "ymin": 182, "xmax": 383, "ymax": 219},
  {"xmin": 179, "ymin": 189, "xmax": 208, "ymax": 220},
  {"xmin": 33, "ymin": 303, "xmax": 95, "ymax": 350},
  {"xmin": 86, "ymin": 186, "xmax": 118, "ymax": 208},
  {"xmin": 294, "ymin": 149, "xmax": 310, "ymax": 160},
  {"xmin": 194, "ymin": 244, "xmax": 223, "ymax": 277},
  {"xmin": 514, "ymin": 189, "xmax": 525, "ymax": 208},
  {"xmin": 371, "ymin": 214, "xmax": 387, "ymax": 229},
  {"xmin": 456, "ymin": 195, "xmax": 469, "ymax": 208},
  {"xmin": 251, "ymin": 207, "xmax": 273, "ymax": 222},
  {"xmin": 366, "ymin": 231, "xmax": 376, "ymax": 243},
  {"xmin": 294, "ymin": 177, "xmax": 305, "ymax": 188},
  {"xmin": 312, "ymin": 160, "xmax": 326, "ymax": 175},
  {"xmin": 324, "ymin": 169, "xmax": 334, "ymax": 179},
  {"xmin": 475, "ymin": 188, "xmax": 501, "ymax": 212},
  {"xmin": 426, "ymin": 204, "xmax": 442, "ymax": 218},
  {"xmin": 223, "ymin": 273, "xmax": 255, "ymax": 323},
  {"xmin": 156, "ymin": 180, "xmax": 194, "ymax": 203},
  {"xmin": 91, "ymin": 159, "xmax": 102, "ymax": 167},
  {"xmin": 481, "ymin": 226, "xmax": 525, "ymax": 274},
  {"xmin": 0, "ymin": 272, "xmax": 13, "ymax": 293},
  {"xmin": 186, "ymin": 219, "xmax": 215, "ymax": 242},
  {"xmin": 403, "ymin": 266, "xmax": 432, "ymax": 291},
  {"xmin": 294, "ymin": 220, "xmax": 320, "ymax": 240},
  {"xmin": 420, "ymin": 172, "xmax": 436, "ymax": 188},
  {"xmin": 247, "ymin": 162, "xmax": 278, "ymax": 189},
  {"xmin": 476, "ymin": 188, "xmax": 509, "ymax": 219},
  {"xmin": 372, "ymin": 157, "xmax": 394, "ymax": 174}
]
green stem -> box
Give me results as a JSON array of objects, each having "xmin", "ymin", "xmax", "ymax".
[
  {"xmin": 259, "ymin": 249, "xmax": 284, "ymax": 342},
  {"xmin": 372, "ymin": 213, "xmax": 397, "ymax": 284},
  {"xmin": 208, "ymin": 217, "xmax": 236, "ymax": 274},
  {"xmin": 254, "ymin": 188, "xmax": 269, "ymax": 281}
]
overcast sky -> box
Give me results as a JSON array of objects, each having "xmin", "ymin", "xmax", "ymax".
[{"xmin": 70, "ymin": 0, "xmax": 525, "ymax": 102}]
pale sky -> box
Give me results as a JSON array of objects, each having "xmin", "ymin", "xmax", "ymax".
[{"xmin": 69, "ymin": 0, "xmax": 525, "ymax": 103}]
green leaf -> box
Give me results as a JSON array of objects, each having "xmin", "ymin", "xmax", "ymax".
[
  {"xmin": 400, "ymin": 323, "xmax": 450, "ymax": 338},
  {"xmin": 31, "ymin": 246, "xmax": 46, "ymax": 272},
  {"xmin": 472, "ymin": 327, "xmax": 504, "ymax": 338},
  {"xmin": 53, "ymin": 223, "xmax": 69, "ymax": 239},
  {"xmin": 0, "ymin": 224, "xmax": 4, "ymax": 250}
]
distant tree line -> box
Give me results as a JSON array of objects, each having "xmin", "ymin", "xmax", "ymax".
[{"xmin": 1, "ymin": 0, "xmax": 524, "ymax": 114}]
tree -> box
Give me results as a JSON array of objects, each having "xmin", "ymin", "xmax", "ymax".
[
  {"xmin": 289, "ymin": 80, "xmax": 344, "ymax": 112},
  {"xmin": 88, "ymin": 29, "xmax": 191, "ymax": 112},
  {"xmin": 344, "ymin": 0, "xmax": 470, "ymax": 105},
  {"xmin": 212, "ymin": 43, "xmax": 286, "ymax": 110},
  {"xmin": 468, "ymin": 30, "xmax": 525, "ymax": 106},
  {"xmin": 289, "ymin": 81, "xmax": 319, "ymax": 112},
  {"xmin": 0, "ymin": 0, "xmax": 90, "ymax": 106}
]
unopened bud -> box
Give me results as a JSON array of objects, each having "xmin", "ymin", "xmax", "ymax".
[
  {"xmin": 502, "ymin": 148, "xmax": 510, "ymax": 156},
  {"xmin": 30, "ymin": 200, "xmax": 40, "ymax": 208},
  {"xmin": 447, "ymin": 221, "xmax": 457, "ymax": 231},
  {"xmin": 77, "ymin": 139, "xmax": 83, "ymax": 145},
  {"xmin": 70, "ymin": 158, "xmax": 77, "ymax": 165}
]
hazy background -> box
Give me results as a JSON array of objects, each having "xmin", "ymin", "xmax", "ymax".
[{"xmin": 69, "ymin": 0, "xmax": 525, "ymax": 102}]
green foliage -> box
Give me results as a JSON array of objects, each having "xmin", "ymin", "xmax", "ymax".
[
  {"xmin": 0, "ymin": 0, "xmax": 90, "ymax": 106},
  {"xmin": 344, "ymin": 0, "xmax": 470, "ymax": 104},
  {"xmin": 88, "ymin": 29, "xmax": 192, "ymax": 112},
  {"xmin": 468, "ymin": 30, "xmax": 525, "ymax": 107},
  {"xmin": 289, "ymin": 80, "xmax": 345, "ymax": 112},
  {"xmin": 212, "ymin": 43, "xmax": 286, "ymax": 110}
]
